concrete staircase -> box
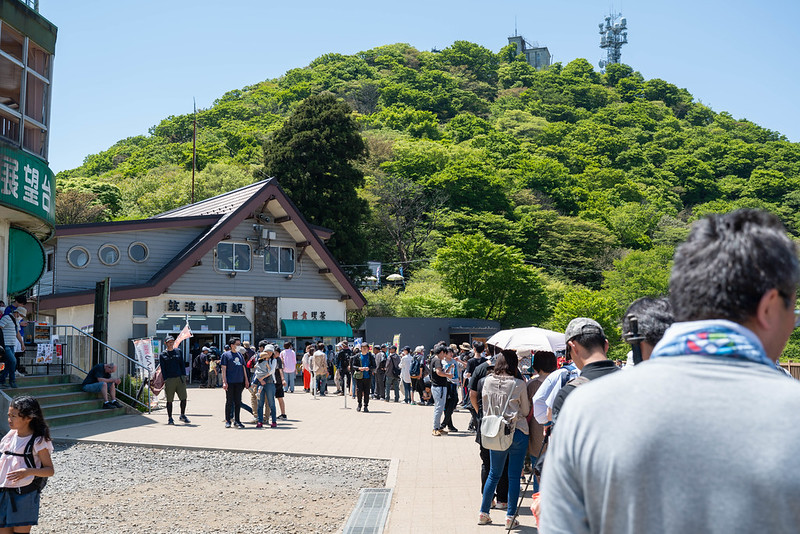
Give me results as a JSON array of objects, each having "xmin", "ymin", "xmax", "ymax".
[{"xmin": 6, "ymin": 375, "xmax": 127, "ymax": 427}]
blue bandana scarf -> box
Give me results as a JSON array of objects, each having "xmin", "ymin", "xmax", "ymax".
[{"xmin": 650, "ymin": 319, "xmax": 775, "ymax": 368}]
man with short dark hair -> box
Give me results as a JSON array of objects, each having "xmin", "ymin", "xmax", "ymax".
[
  {"xmin": 430, "ymin": 344, "xmax": 452, "ymax": 436},
  {"xmin": 159, "ymin": 336, "xmax": 190, "ymax": 424},
  {"xmin": 622, "ymin": 297, "xmax": 674, "ymax": 364},
  {"xmin": 221, "ymin": 337, "xmax": 249, "ymax": 428},
  {"xmin": 351, "ymin": 343, "xmax": 376, "ymax": 412},
  {"xmin": 540, "ymin": 209, "xmax": 800, "ymax": 534}
]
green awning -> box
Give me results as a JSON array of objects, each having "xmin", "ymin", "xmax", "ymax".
[{"xmin": 281, "ymin": 319, "xmax": 353, "ymax": 338}]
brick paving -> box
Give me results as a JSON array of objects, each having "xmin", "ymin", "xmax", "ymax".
[{"xmin": 51, "ymin": 386, "xmax": 538, "ymax": 533}]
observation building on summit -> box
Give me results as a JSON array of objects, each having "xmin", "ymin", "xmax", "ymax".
[
  {"xmin": 0, "ymin": 0, "xmax": 57, "ymax": 300},
  {"xmin": 508, "ymin": 33, "xmax": 551, "ymax": 70}
]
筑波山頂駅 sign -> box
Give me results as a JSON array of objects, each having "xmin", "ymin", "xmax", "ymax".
[{"xmin": 0, "ymin": 145, "xmax": 55, "ymax": 228}]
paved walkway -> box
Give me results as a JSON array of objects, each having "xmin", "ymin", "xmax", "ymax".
[{"xmin": 52, "ymin": 386, "xmax": 538, "ymax": 533}]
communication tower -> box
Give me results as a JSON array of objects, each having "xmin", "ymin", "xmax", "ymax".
[{"xmin": 598, "ymin": 12, "xmax": 628, "ymax": 71}]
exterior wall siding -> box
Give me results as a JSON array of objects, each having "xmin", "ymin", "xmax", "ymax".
[
  {"xmin": 166, "ymin": 220, "xmax": 341, "ymax": 300},
  {"xmin": 52, "ymin": 226, "xmax": 206, "ymax": 293}
]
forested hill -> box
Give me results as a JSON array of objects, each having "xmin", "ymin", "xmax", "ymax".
[{"xmin": 55, "ymin": 41, "xmax": 800, "ymax": 356}]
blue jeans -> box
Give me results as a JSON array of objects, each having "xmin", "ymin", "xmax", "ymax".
[
  {"xmin": 1, "ymin": 346, "xmax": 15, "ymax": 385},
  {"xmin": 285, "ymin": 371, "xmax": 296, "ymax": 392},
  {"xmin": 480, "ymin": 429, "xmax": 528, "ymax": 517},
  {"xmin": 432, "ymin": 385, "xmax": 447, "ymax": 430},
  {"xmin": 402, "ymin": 381, "xmax": 412, "ymax": 402},
  {"xmin": 257, "ymin": 382, "xmax": 276, "ymax": 424}
]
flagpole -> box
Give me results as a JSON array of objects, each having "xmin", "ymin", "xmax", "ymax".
[{"xmin": 192, "ymin": 98, "xmax": 197, "ymax": 204}]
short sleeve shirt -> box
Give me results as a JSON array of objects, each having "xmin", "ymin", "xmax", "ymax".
[
  {"xmin": 431, "ymin": 356, "xmax": 448, "ymax": 387},
  {"xmin": 0, "ymin": 431, "xmax": 53, "ymax": 488},
  {"xmin": 82, "ymin": 363, "xmax": 109, "ymax": 386},
  {"xmin": 221, "ymin": 350, "xmax": 246, "ymax": 383}
]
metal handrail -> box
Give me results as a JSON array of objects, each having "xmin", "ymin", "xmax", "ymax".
[{"xmin": 46, "ymin": 325, "xmax": 151, "ymax": 413}]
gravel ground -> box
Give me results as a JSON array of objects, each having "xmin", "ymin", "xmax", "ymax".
[{"xmin": 36, "ymin": 442, "xmax": 389, "ymax": 534}]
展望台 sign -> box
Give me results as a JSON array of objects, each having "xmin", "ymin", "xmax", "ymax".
[{"xmin": 0, "ymin": 145, "xmax": 55, "ymax": 227}]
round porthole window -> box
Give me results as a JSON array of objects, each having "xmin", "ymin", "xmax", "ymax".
[
  {"xmin": 98, "ymin": 244, "xmax": 120, "ymax": 266},
  {"xmin": 67, "ymin": 246, "xmax": 90, "ymax": 268},
  {"xmin": 128, "ymin": 242, "xmax": 149, "ymax": 263}
]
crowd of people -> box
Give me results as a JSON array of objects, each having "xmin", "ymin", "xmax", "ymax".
[
  {"xmin": 14, "ymin": 207, "xmax": 800, "ymax": 533},
  {"xmin": 470, "ymin": 209, "xmax": 800, "ymax": 532}
]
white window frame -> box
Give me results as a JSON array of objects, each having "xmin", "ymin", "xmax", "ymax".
[
  {"xmin": 128, "ymin": 242, "xmax": 149, "ymax": 263},
  {"xmin": 264, "ymin": 246, "xmax": 295, "ymax": 274},
  {"xmin": 216, "ymin": 242, "xmax": 252, "ymax": 273},
  {"xmin": 66, "ymin": 246, "xmax": 90, "ymax": 269},
  {"xmin": 98, "ymin": 243, "xmax": 121, "ymax": 266}
]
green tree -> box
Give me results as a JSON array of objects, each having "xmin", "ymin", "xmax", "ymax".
[
  {"xmin": 263, "ymin": 93, "xmax": 368, "ymax": 268},
  {"xmin": 602, "ymin": 246, "xmax": 673, "ymax": 312},
  {"xmin": 535, "ymin": 216, "xmax": 619, "ymax": 288},
  {"xmin": 396, "ymin": 269, "xmax": 466, "ymax": 317},
  {"xmin": 55, "ymin": 188, "xmax": 109, "ymax": 225},
  {"xmin": 547, "ymin": 288, "xmax": 622, "ymax": 349},
  {"xmin": 433, "ymin": 234, "xmax": 549, "ymax": 327}
]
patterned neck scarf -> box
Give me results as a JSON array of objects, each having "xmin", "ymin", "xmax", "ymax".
[{"xmin": 650, "ymin": 319, "xmax": 775, "ymax": 368}]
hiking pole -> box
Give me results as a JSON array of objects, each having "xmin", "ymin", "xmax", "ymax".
[{"xmin": 508, "ymin": 427, "xmax": 551, "ymax": 532}]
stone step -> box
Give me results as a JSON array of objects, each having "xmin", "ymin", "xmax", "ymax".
[
  {"xmin": 47, "ymin": 407, "xmax": 126, "ymax": 427},
  {"xmin": 42, "ymin": 399, "xmax": 105, "ymax": 417},
  {"xmin": 13, "ymin": 375, "xmax": 72, "ymax": 387},
  {"xmin": 6, "ymin": 382, "xmax": 84, "ymax": 397},
  {"xmin": 33, "ymin": 390, "xmax": 97, "ymax": 405}
]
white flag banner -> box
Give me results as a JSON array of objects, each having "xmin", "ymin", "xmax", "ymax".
[
  {"xmin": 173, "ymin": 323, "xmax": 193, "ymax": 348},
  {"xmin": 133, "ymin": 338, "xmax": 156, "ymax": 374}
]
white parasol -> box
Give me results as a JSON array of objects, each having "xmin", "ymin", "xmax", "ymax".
[{"xmin": 486, "ymin": 326, "xmax": 566, "ymax": 353}]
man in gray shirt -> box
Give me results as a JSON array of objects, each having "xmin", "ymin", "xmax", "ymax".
[{"xmin": 540, "ymin": 209, "xmax": 800, "ymax": 534}]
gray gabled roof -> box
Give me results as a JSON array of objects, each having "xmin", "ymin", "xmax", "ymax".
[{"xmin": 153, "ymin": 180, "xmax": 271, "ymax": 219}]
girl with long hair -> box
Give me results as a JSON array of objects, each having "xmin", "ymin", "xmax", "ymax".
[{"xmin": 0, "ymin": 395, "xmax": 54, "ymax": 533}]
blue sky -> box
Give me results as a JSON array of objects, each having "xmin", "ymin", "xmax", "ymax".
[{"xmin": 41, "ymin": 0, "xmax": 800, "ymax": 173}]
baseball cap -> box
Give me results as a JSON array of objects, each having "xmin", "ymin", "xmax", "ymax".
[
  {"xmin": 164, "ymin": 335, "xmax": 175, "ymax": 342},
  {"xmin": 565, "ymin": 318, "xmax": 606, "ymax": 342},
  {"xmin": 265, "ymin": 344, "xmax": 275, "ymax": 352}
]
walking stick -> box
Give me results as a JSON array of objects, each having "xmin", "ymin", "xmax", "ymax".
[{"xmin": 507, "ymin": 427, "xmax": 551, "ymax": 532}]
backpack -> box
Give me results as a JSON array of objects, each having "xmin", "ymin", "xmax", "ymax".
[
  {"xmin": 410, "ymin": 355, "xmax": 422, "ymax": 379},
  {"xmin": 480, "ymin": 379, "xmax": 515, "ymax": 451},
  {"xmin": 3, "ymin": 436, "xmax": 48, "ymax": 494},
  {"xmin": 391, "ymin": 355, "xmax": 401, "ymax": 378}
]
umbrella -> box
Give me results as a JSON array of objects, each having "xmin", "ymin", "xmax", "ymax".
[{"xmin": 486, "ymin": 326, "xmax": 566, "ymax": 353}]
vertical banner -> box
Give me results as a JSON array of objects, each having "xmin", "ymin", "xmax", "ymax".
[
  {"xmin": 392, "ymin": 334, "xmax": 401, "ymax": 348},
  {"xmin": 133, "ymin": 338, "xmax": 156, "ymax": 374}
]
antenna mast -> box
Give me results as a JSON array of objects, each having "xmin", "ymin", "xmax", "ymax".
[{"xmin": 598, "ymin": 11, "xmax": 628, "ymax": 71}]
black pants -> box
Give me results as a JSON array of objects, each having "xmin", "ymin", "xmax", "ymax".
[
  {"xmin": 480, "ymin": 444, "xmax": 509, "ymax": 502},
  {"xmin": 374, "ymin": 370, "xmax": 385, "ymax": 398},
  {"xmin": 225, "ymin": 382, "xmax": 245, "ymax": 423},
  {"xmin": 339, "ymin": 370, "xmax": 351, "ymax": 393},
  {"xmin": 442, "ymin": 383, "xmax": 458, "ymax": 429},
  {"xmin": 356, "ymin": 377, "xmax": 371, "ymax": 408}
]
